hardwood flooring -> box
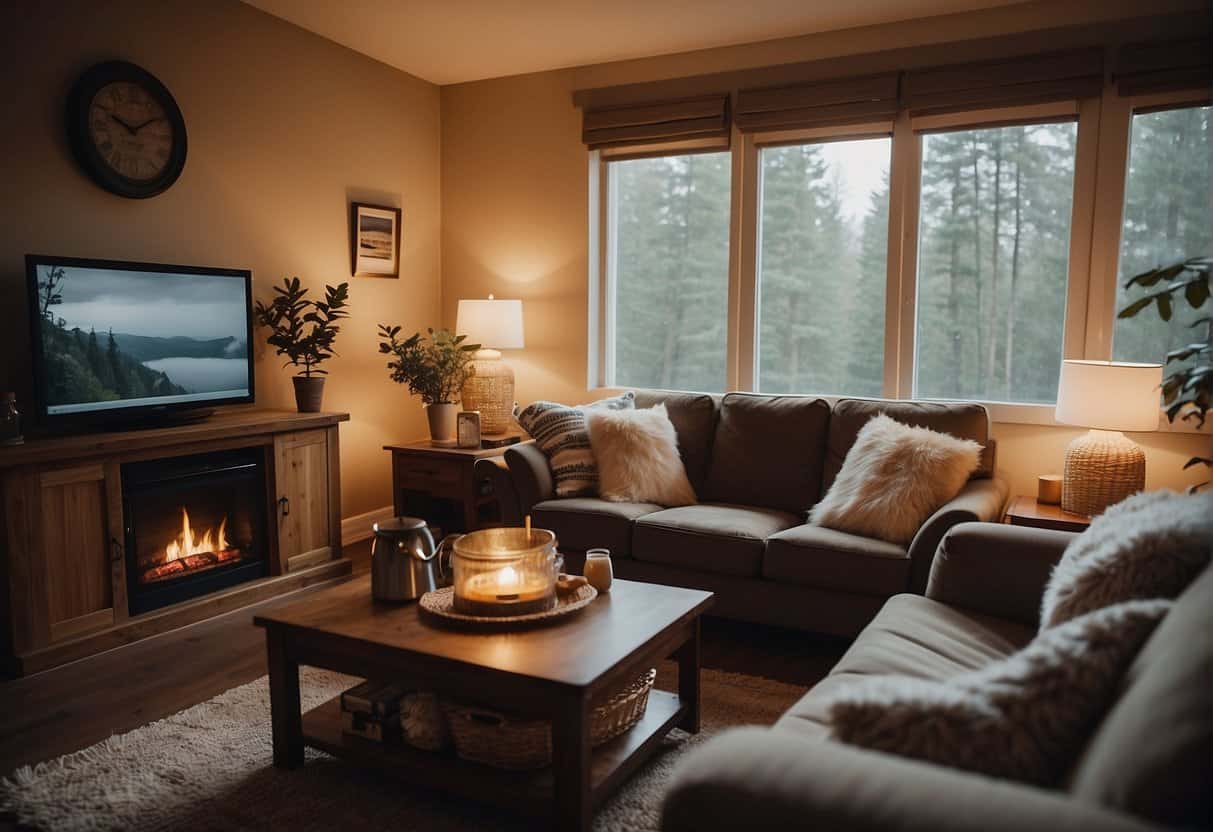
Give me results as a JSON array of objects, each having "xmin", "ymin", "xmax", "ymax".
[{"xmin": 0, "ymin": 538, "xmax": 847, "ymax": 779}]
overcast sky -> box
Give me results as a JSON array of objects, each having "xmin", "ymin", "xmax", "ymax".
[{"xmin": 42, "ymin": 266, "xmax": 248, "ymax": 341}]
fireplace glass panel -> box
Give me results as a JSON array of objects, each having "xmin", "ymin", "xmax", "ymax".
[{"xmin": 123, "ymin": 448, "xmax": 268, "ymax": 614}]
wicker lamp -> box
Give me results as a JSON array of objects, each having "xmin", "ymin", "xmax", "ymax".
[
  {"xmin": 456, "ymin": 296, "xmax": 525, "ymax": 435},
  {"xmin": 1054, "ymin": 360, "xmax": 1162, "ymax": 516}
]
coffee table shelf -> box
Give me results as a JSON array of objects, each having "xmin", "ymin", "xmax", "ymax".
[{"xmin": 301, "ymin": 689, "xmax": 685, "ymax": 815}]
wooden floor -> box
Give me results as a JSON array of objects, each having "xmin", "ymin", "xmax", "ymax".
[{"xmin": 0, "ymin": 539, "xmax": 847, "ymax": 777}]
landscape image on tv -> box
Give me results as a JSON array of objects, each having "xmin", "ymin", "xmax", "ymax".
[{"xmin": 34, "ymin": 264, "xmax": 250, "ymax": 415}]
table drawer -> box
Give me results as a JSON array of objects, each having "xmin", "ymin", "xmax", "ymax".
[{"xmin": 399, "ymin": 460, "xmax": 464, "ymax": 496}]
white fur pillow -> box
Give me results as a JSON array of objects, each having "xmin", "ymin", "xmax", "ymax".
[
  {"xmin": 585, "ymin": 405, "xmax": 697, "ymax": 507},
  {"xmin": 1040, "ymin": 489, "xmax": 1212, "ymax": 630},
  {"xmin": 809, "ymin": 414, "xmax": 982, "ymax": 545},
  {"xmin": 827, "ymin": 599, "xmax": 1171, "ymax": 786}
]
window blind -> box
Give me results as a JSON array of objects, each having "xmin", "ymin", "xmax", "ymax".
[
  {"xmin": 735, "ymin": 73, "xmax": 899, "ymax": 132},
  {"xmin": 903, "ymin": 48, "xmax": 1104, "ymax": 116},
  {"xmin": 1115, "ymin": 39, "xmax": 1213, "ymax": 96},
  {"xmin": 581, "ymin": 95, "xmax": 730, "ymax": 149}
]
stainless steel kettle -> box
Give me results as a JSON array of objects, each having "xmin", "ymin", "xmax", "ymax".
[{"xmin": 370, "ymin": 517, "xmax": 453, "ymax": 602}]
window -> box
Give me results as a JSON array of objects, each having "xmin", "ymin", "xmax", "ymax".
[
  {"xmin": 756, "ymin": 137, "xmax": 890, "ymax": 396},
  {"xmin": 607, "ymin": 152, "xmax": 731, "ymax": 392},
  {"xmin": 914, "ymin": 121, "xmax": 1078, "ymax": 404},
  {"xmin": 1112, "ymin": 105, "xmax": 1212, "ymax": 367}
]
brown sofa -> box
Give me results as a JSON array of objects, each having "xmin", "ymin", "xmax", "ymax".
[
  {"xmin": 662, "ymin": 523, "xmax": 1212, "ymax": 831},
  {"xmin": 486, "ymin": 391, "xmax": 1008, "ymax": 637}
]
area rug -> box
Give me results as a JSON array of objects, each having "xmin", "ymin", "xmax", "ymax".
[{"xmin": 1, "ymin": 664, "xmax": 804, "ymax": 831}]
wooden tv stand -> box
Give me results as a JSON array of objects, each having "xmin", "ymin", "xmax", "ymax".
[{"xmin": 0, "ymin": 408, "xmax": 352, "ymax": 676}]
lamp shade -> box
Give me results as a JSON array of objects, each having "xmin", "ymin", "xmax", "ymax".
[
  {"xmin": 455, "ymin": 297, "xmax": 525, "ymax": 350},
  {"xmin": 1055, "ymin": 360, "xmax": 1162, "ymax": 432}
]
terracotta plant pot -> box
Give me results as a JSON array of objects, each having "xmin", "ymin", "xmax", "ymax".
[
  {"xmin": 426, "ymin": 402, "xmax": 458, "ymax": 445},
  {"xmin": 293, "ymin": 376, "xmax": 326, "ymax": 413}
]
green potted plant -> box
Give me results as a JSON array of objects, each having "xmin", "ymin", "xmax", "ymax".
[
  {"xmin": 254, "ymin": 277, "xmax": 350, "ymax": 412},
  {"xmin": 1118, "ymin": 255, "xmax": 1211, "ymax": 485},
  {"xmin": 378, "ymin": 326, "xmax": 479, "ymax": 444}
]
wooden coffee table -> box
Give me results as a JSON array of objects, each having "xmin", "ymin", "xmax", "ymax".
[{"xmin": 254, "ymin": 575, "xmax": 714, "ymax": 830}]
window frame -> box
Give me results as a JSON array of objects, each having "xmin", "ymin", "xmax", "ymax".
[{"xmin": 588, "ymin": 86, "xmax": 1212, "ymax": 435}]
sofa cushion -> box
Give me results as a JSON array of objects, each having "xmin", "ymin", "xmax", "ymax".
[
  {"xmin": 634, "ymin": 390, "xmax": 717, "ymax": 495},
  {"xmin": 824, "ymin": 600, "xmax": 1171, "ymax": 786},
  {"xmin": 824, "ymin": 399, "xmax": 991, "ymax": 493},
  {"xmin": 531, "ymin": 498, "xmax": 661, "ymax": 557},
  {"xmin": 764, "ymin": 524, "xmax": 910, "ymax": 596},
  {"xmin": 632, "ymin": 503, "xmax": 801, "ymax": 577},
  {"xmin": 1069, "ymin": 564, "xmax": 1213, "ymax": 827},
  {"xmin": 701, "ymin": 393, "xmax": 830, "ymax": 514},
  {"xmin": 776, "ymin": 594, "xmax": 1034, "ymax": 738}
]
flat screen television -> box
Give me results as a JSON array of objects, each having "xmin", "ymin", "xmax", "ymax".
[{"xmin": 25, "ymin": 255, "xmax": 254, "ymax": 430}]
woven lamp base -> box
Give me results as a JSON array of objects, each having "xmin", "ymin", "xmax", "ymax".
[
  {"xmin": 461, "ymin": 349, "xmax": 515, "ymax": 435},
  {"xmin": 1062, "ymin": 429, "xmax": 1145, "ymax": 517}
]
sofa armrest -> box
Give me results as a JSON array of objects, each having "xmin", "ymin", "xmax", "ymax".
[
  {"xmin": 926, "ymin": 522, "xmax": 1075, "ymax": 628},
  {"xmin": 663, "ymin": 728, "xmax": 1157, "ymax": 832},
  {"xmin": 473, "ymin": 457, "xmax": 521, "ymax": 526},
  {"xmin": 503, "ymin": 442, "xmax": 553, "ymax": 518},
  {"xmin": 906, "ymin": 477, "xmax": 1009, "ymax": 594}
]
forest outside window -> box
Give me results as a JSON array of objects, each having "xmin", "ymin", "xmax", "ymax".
[
  {"xmin": 914, "ymin": 120, "xmax": 1078, "ymax": 404},
  {"xmin": 756, "ymin": 137, "xmax": 890, "ymax": 397},
  {"xmin": 606, "ymin": 151, "xmax": 731, "ymax": 393},
  {"xmin": 1111, "ymin": 104, "xmax": 1212, "ymax": 370}
]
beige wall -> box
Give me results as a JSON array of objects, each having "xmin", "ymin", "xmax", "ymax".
[
  {"xmin": 441, "ymin": 0, "xmax": 1211, "ymax": 501},
  {"xmin": 0, "ymin": 0, "xmax": 441, "ymax": 518}
]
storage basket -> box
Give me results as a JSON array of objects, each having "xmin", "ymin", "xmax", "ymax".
[{"xmin": 442, "ymin": 668, "xmax": 657, "ymax": 770}]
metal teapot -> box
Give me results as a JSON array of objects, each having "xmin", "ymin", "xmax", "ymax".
[{"xmin": 370, "ymin": 517, "xmax": 454, "ymax": 602}]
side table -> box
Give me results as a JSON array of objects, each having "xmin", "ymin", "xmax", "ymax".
[
  {"xmin": 384, "ymin": 438, "xmax": 524, "ymax": 535},
  {"xmin": 1004, "ymin": 495, "xmax": 1093, "ymax": 533}
]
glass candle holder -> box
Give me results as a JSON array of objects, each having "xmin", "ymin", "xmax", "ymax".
[
  {"xmin": 584, "ymin": 548, "xmax": 613, "ymax": 592},
  {"xmin": 451, "ymin": 527, "xmax": 559, "ymax": 617}
]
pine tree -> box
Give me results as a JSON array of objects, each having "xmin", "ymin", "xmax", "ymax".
[{"xmin": 107, "ymin": 328, "xmax": 128, "ymax": 397}]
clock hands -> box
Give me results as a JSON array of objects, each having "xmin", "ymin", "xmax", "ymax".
[
  {"xmin": 109, "ymin": 113, "xmax": 138, "ymax": 135},
  {"xmin": 132, "ymin": 116, "xmax": 164, "ymax": 132}
]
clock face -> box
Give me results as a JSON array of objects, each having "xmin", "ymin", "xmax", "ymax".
[
  {"xmin": 87, "ymin": 82, "xmax": 173, "ymax": 181},
  {"xmin": 67, "ymin": 61, "xmax": 187, "ymax": 199}
]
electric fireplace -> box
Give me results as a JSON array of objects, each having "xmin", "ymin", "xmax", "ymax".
[{"xmin": 123, "ymin": 448, "xmax": 268, "ymax": 614}]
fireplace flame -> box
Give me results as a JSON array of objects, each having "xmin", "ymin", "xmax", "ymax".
[{"xmin": 165, "ymin": 507, "xmax": 230, "ymax": 562}]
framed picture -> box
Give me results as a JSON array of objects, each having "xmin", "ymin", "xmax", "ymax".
[{"xmin": 351, "ymin": 202, "xmax": 401, "ymax": 277}]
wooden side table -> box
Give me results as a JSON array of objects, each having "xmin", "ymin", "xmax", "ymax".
[
  {"xmin": 1004, "ymin": 495, "xmax": 1093, "ymax": 533},
  {"xmin": 384, "ymin": 438, "xmax": 524, "ymax": 535}
]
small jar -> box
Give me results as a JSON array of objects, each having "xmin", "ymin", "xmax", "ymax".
[
  {"xmin": 0, "ymin": 393, "xmax": 21, "ymax": 446},
  {"xmin": 584, "ymin": 548, "xmax": 613, "ymax": 593}
]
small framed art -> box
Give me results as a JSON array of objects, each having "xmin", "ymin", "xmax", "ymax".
[{"xmin": 351, "ymin": 202, "xmax": 401, "ymax": 277}]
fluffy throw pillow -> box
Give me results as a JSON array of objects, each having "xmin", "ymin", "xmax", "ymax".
[
  {"xmin": 1040, "ymin": 489, "xmax": 1213, "ymax": 630},
  {"xmin": 585, "ymin": 404, "xmax": 697, "ymax": 507},
  {"xmin": 516, "ymin": 392, "xmax": 634, "ymax": 497},
  {"xmin": 827, "ymin": 599, "xmax": 1172, "ymax": 786},
  {"xmin": 808, "ymin": 414, "xmax": 982, "ymax": 545}
]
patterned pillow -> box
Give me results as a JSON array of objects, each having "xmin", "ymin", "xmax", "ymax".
[{"xmin": 517, "ymin": 392, "xmax": 635, "ymax": 497}]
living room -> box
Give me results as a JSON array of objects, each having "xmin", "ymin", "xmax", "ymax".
[{"xmin": 1, "ymin": 0, "xmax": 1210, "ymax": 829}]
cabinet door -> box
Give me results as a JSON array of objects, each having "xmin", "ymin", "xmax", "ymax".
[
  {"xmin": 273, "ymin": 430, "xmax": 332, "ymax": 572},
  {"xmin": 3, "ymin": 464, "xmax": 119, "ymax": 650}
]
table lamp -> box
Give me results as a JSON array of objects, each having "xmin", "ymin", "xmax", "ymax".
[
  {"xmin": 1054, "ymin": 359, "xmax": 1162, "ymax": 516},
  {"xmin": 456, "ymin": 296, "xmax": 525, "ymax": 435}
]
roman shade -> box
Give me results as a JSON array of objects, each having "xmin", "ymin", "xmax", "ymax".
[
  {"xmin": 736, "ymin": 73, "xmax": 899, "ymax": 132},
  {"xmin": 903, "ymin": 48, "xmax": 1104, "ymax": 116},
  {"xmin": 581, "ymin": 95, "xmax": 730, "ymax": 149},
  {"xmin": 1115, "ymin": 39, "xmax": 1213, "ymax": 96}
]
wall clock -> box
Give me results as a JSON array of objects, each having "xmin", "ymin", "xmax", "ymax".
[{"xmin": 66, "ymin": 60, "xmax": 187, "ymax": 199}]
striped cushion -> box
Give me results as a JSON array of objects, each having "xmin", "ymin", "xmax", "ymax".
[{"xmin": 517, "ymin": 393, "xmax": 635, "ymax": 497}]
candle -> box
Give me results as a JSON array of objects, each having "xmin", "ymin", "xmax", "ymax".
[
  {"xmin": 460, "ymin": 565, "xmax": 552, "ymax": 604},
  {"xmin": 584, "ymin": 548, "xmax": 613, "ymax": 592}
]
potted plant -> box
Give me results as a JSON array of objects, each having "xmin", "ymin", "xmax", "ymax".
[
  {"xmin": 378, "ymin": 326, "xmax": 479, "ymax": 443},
  {"xmin": 254, "ymin": 277, "xmax": 350, "ymax": 412},
  {"xmin": 1118, "ymin": 255, "xmax": 1210, "ymax": 487}
]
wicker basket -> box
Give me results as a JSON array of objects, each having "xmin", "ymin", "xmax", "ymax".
[{"xmin": 442, "ymin": 668, "xmax": 657, "ymax": 770}]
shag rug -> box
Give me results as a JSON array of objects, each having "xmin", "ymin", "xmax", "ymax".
[{"xmin": 1, "ymin": 664, "xmax": 804, "ymax": 831}]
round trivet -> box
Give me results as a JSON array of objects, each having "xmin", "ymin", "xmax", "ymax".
[{"xmin": 419, "ymin": 584, "xmax": 597, "ymax": 625}]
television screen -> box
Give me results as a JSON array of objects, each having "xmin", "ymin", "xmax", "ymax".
[{"xmin": 26, "ymin": 256, "xmax": 253, "ymax": 422}]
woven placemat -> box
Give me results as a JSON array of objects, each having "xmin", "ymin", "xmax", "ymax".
[{"xmin": 419, "ymin": 584, "xmax": 597, "ymax": 625}]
